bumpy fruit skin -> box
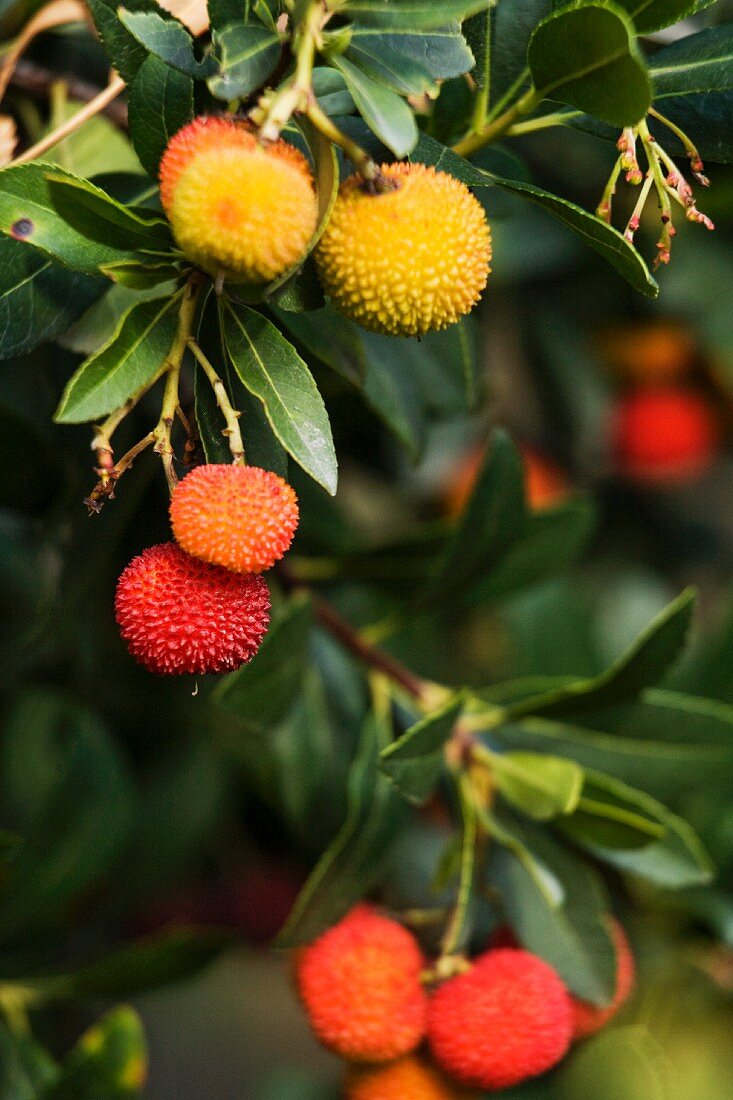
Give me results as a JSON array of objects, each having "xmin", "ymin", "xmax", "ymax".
[
  {"xmin": 427, "ymin": 948, "xmax": 572, "ymax": 1091},
  {"xmin": 295, "ymin": 903, "xmax": 427, "ymax": 1062},
  {"xmin": 571, "ymin": 919, "xmax": 635, "ymax": 1040},
  {"xmin": 345, "ymin": 1055, "xmax": 478, "ymax": 1100},
  {"xmin": 170, "ymin": 464, "xmax": 299, "ymax": 574},
  {"xmin": 115, "ymin": 542, "xmax": 269, "ymax": 675},
  {"xmin": 159, "ymin": 116, "xmax": 317, "ymax": 283},
  {"xmin": 612, "ymin": 387, "xmax": 720, "ymax": 483},
  {"xmin": 315, "ymin": 163, "xmax": 491, "ymax": 337}
]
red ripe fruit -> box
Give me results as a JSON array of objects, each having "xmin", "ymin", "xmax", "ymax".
[
  {"xmin": 170, "ymin": 464, "xmax": 299, "ymax": 574},
  {"xmin": 295, "ymin": 903, "xmax": 428, "ymax": 1063},
  {"xmin": 115, "ymin": 542, "xmax": 269, "ymax": 675},
  {"xmin": 612, "ymin": 387, "xmax": 720, "ymax": 484},
  {"xmin": 571, "ymin": 919, "xmax": 635, "ymax": 1040},
  {"xmin": 427, "ymin": 948, "xmax": 572, "ymax": 1091},
  {"xmin": 345, "ymin": 1055, "xmax": 478, "ymax": 1100}
]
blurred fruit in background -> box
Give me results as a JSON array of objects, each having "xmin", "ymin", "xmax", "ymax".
[
  {"xmin": 611, "ymin": 387, "xmax": 722, "ymax": 485},
  {"xmin": 444, "ymin": 443, "xmax": 570, "ymax": 517},
  {"xmin": 601, "ymin": 321, "xmax": 697, "ymax": 385}
]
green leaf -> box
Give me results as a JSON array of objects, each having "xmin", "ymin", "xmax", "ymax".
[
  {"xmin": 128, "ymin": 54, "xmax": 195, "ymax": 177},
  {"xmin": 0, "ymin": 164, "xmax": 163, "ymax": 273},
  {"xmin": 344, "ymin": 0, "xmax": 493, "ymax": 30},
  {"xmin": 329, "ymin": 54, "xmax": 418, "ymax": 157},
  {"xmin": 44, "ymin": 172, "xmax": 174, "ymax": 254},
  {"xmin": 464, "ymin": 9, "xmax": 491, "ymax": 119},
  {"xmin": 528, "ymin": 2, "xmax": 652, "ymax": 127},
  {"xmin": 489, "ymin": 750, "xmax": 584, "ymax": 820},
  {"xmin": 221, "ymin": 299, "xmax": 338, "ymax": 493},
  {"xmin": 54, "ymin": 292, "xmax": 181, "ymax": 423},
  {"xmin": 615, "ymin": 0, "xmax": 718, "ymax": 35},
  {"xmin": 86, "ymin": 0, "xmax": 160, "ymax": 84},
  {"xmin": 408, "ymin": 133, "xmax": 659, "ymax": 297},
  {"xmin": 0, "ymin": 713, "xmax": 135, "ymax": 939},
  {"xmin": 312, "ymin": 66, "xmax": 356, "ymax": 115},
  {"xmin": 559, "ymin": 1026, "xmax": 671, "ymax": 1100},
  {"xmin": 422, "ymin": 429, "xmax": 527, "ymax": 605},
  {"xmin": 214, "ymin": 594, "xmax": 313, "ymax": 735},
  {"xmin": 344, "ymin": 37, "xmax": 439, "ymax": 97},
  {"xmin": 380, "ymin": 693, "xmax": 465, "ymax": 804},
  {"xmin": 43, "ymin": 1007, "xmax": 147, "ymax": 1099},
  {"xmin": 277, "ymin": 710, "xmax": 408, "ymax": 946},
  {"xmin": 486, "ymin": 811, "xmax": 617, "ymax": 1002},
  {"xmin": 0, "ymin": 236, "xmax": 105, "ymax": 359},
  {"xmin": 561, "ymin": 770, "xmax": 714, "ymax": 888},
  {"xmin": 208, "ymin": 23, "xmax": 282, "ymax": 99},
  {"xmin": 0, "ymin": 1022, "xmax": 58, "ymax": 1099},
  {"xmin": 491, "ymin": 0, "xmax": 550, "ymax": 105},
  {"xmin": 497, "ymin": 589, "xmax": 696, "ymax": 721},
  {"xmin": 350, "ymin": 22, "xmax": 475, "ymax": 81},
  {"xmin": 119, "ymin": 8, "xmax": 217, "ymax": 77},
  {"xmin": 99, "ymin": 258, "xmax": 182, "ymax": 289},
  {"xmin": 650, "ymin": 25, "xmax": 733, "ymax": 99},
  {"xmin": 30, "ymin": 929, "xmax": 230, "ymax": 1002},
  {"xmin": 466, "ymin": 499, "xmax": 597, "ymax": 605}
]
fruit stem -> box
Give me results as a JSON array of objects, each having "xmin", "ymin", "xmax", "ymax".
[
  {"xmin": 452, "ymin": 86, "xmax": 542, "ymax": 158},
  {"xmin": 257, "ymin": 0, "xmax": 321, "ymax": 140},
  {"xmin": 83, "ymin": 432, "xmax": 157, "ymax": 513},
  {"xmin": 438, "ymin": 771, "xmax": 478, "ymax": 960},
  {"xmin": 153, "ymin": 273, "xmax": 205, "ymax": 494},
  {"xmin": 305, "ymin": 99, "xmax": 379, "ymax": 181},
  {"xmin": 187, "ymin": 338, "xmax": 246, "ymax": 465}
]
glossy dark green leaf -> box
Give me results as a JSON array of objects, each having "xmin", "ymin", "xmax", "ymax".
[
  {"xmin": 54, "ymin": 292, "xmax": 181, "ymax": 423},
  {"xmin": 0, "ymin": 714, "xmax": 136, "ymax": 939},
  {"xmin": 528, "ymin": 3, "xmax": 652, "ymax": 127},
  {"xmin": 344, "ymin": 0, "xmax": 492, "ymax": 30},
  {"xmin": 487, "ymin": 812, "xmax": 617, "ymax": 1003},
  {"xmin": 119, "ymin": 8, "xmax": 217, "ymax": 77},
  {"xmin": 0, "ymin": 236, "xmax": 105, "ymax": 359},
  {"xmin": 380, "ymin": 693, "xmax": 465, "ymax": 804},
  {"xmin": 0, "ymin": 164, "xmax": 161, "ymax": 273},
  {"xmin": 491, "ymin": 0, "xmax": 550, "ymax": 105},
  {"xmin": 312, "ymin": 67, "xmax": 356, "ymax": 115},
  {"xmin": 561, "ymin": 770, "xmax": 713, "ymax": 889},
  {"xmin": 128, "ymin": 54, "xmax": 195, "ymax": 177},
  {"xmin": 42, "ymin": 1007, "xmax": 146, "ymax": 1099},
  {"xmin": 44, "ymin": 173, "xmax": 174, "ymax": 253},
  {"xmin": 650, "ymin": 25, "xmax": 733, "ymax": 99},
  {"xmin": 559, "ymin": 1026, "xmax": 670, "ymax": 1100},
  {"xmin": 499, "ymin": 589, "xmax": 696, "ymax": 721},
  {"xmin": 221, "ymin": 300, "xmax": 337, "ymax": 493},
  {"xmin": 329, "ymin": 54, "xmax": 418, "ymax": 156},
  {"xmin": 86, "ymin": 0, "xmax": 159, "ymax": 83},
  {"xmin": 214, "ymin": 594, "xmax": 313, "ymax": 735},
  {"xmin": 350, "ymin": 22, "xmax": 474, "ymax": 80},
  {"xmin": 615, "ymin": 0, "xmax": 718, "ymax": 35},
  {"xmin": 344, "ymin": 37, "xmax": 438, "ymax": 97},
  {"xmin": 208, "ymin": 23, "xmax": 282, "ymax": 99},
  {"xmin": 423, "ymin": 429, "xmax": 527, "ymax": 604},
  {"xmin": 464, "ymin": 9, "xmax": 491, "ymax": 120},
  {"xmin": 277, "ymin": 711, "xmax": 408, "ymax": 946}
]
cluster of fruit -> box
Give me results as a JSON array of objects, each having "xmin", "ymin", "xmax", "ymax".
[
  {"xmin": 115, "ymin": 464, "xmax": 299, "ymax": 674},
  {"xmin": 295, "ymin": 905, "xmax": 634, "ymax": 1098},
  {"xmin": 160, "ymin": 116, "xmax": 492, "ymax": 338}
]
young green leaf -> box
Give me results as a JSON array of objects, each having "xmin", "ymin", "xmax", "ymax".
[
  {"xmin": 0, "ymin": 237, "xmax": 106, "ymax": 359},
  {"xmin": 380, "ymin": 693, "xmax": 465, "ymax": 804},
  {"xmin": 128, "ymin": 54, "xmax": 195, "ymax": 177},
  {"xmin": 54, "ymin": 292, "xmax": 181, "ymax": 423},
  {"xmin": 329, "ymin": 54, "xmax": 418, "ymax": 157},
  {"xmin": 42, "ymin": 1007, "xmax": 147, "ymax": 1099},
  {"xmin": 208, "ymin": 23, "xmax": 283, "ymax": 100},
  {"xmin": 488, "ymin": 750, "xmax": 585, "ymax": 820},
  {"xmin": 528, "ymin": 2, "xmax": 652, "ymax": 127},
  {"xmin": 119, "ymin": 8, "xmax": 217, "ymax": 78},
  {"xmin": 221, "ymin": 300, "xmax": 337, "ymax": 494}
]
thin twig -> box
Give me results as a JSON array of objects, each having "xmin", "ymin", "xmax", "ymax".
[
  {"xmin": 9, "ymin": 73, "xmax": 125, "ymax": 165},
  {"xmin": 187, "ymin": 338, "xmax": 246, "ymax": 463},
  {"xmin": 9, "ymin": 60, "xmax": 128, "ymax": 127}
]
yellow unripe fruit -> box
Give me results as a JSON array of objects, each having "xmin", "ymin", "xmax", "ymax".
[
  {"xmin": 315, "ymin": 162, "xmax": 491, "ymax": 337},
  {"xmin": 159, "ymin": 117, "xmax": 318, "ymax": 283}
]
